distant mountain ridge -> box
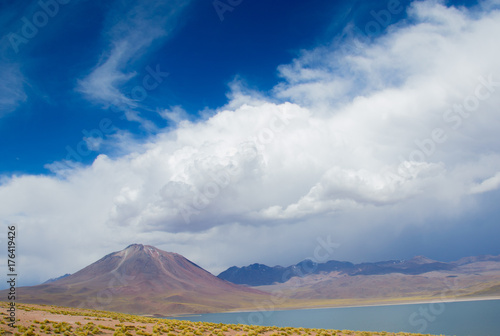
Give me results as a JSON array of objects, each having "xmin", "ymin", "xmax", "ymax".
[
  {"xmin": 218, "ymin": 255, "xmax": 500, "ymax": 286},
  {"xmin": 42, "ymin": 273, "xmax": 71, "ymax": 284}
]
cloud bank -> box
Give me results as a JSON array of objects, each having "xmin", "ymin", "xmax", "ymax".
[{"xmin": 2, "ymin": 1, "xmax": 500, "ymax": 284}]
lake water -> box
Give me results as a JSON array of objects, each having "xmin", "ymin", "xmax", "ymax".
[{"xmin": 169, "ymin": 299, "xmax": 500, "ymax": 336}]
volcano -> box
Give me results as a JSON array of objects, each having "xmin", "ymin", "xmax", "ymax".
[{"xmin": 14, "ymin": 244, "xmax": 267, "ymax": 315}]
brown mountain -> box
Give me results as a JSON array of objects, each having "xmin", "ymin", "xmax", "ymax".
[{"xmin": 11, "ymin": 244, "xmax": 267, "ymax": 315}]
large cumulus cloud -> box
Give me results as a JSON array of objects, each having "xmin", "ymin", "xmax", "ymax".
[{"xmin": 2, "ymin": 0, "xmax": 500, "ymax": 284}]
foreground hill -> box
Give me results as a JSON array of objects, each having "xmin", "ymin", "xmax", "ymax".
[
  {"xmin": 0, "ymin": 302, "xmax": 443, "ymax": 336},
  {"xmin": 4, "ymin": 244, "xmax": 267, "ymax": 315}
]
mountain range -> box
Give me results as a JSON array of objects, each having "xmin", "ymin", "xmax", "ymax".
[
  {"xmin": 217, "ymin": 255, "xmax": 500, "ymax": 286},
  {"xmin": 5, "ymin": 245, "xmax": 500, "ymax": 316},
  {"xmin": 240, "ymin": 255, "xmax": 500, "ymax": 307}
]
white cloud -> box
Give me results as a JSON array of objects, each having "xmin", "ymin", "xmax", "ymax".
[
  {"xmin": 257, "ymin": 162, "xmax": 446, "ymax": 220},
  {"xmin": 2, "ymin": 1, "xmax": 500, "ymax": 284},
  {"xmin": 159, "ymin": 106, "xmax": 190, "ymax": 124},
  {"xmin": 77, "ymin": 0, "xmax": 189, "ymax": 120},
  {"xmin": 77, "ymin": 42, "xmax": 138, "ymax": 108},
  {"xmin": 470, "ymin": 172, "xmax": 500, "ymax": 194},
  {"xmin": 0, "ymin": 63, "xmax": 27, "ymax": 116}
]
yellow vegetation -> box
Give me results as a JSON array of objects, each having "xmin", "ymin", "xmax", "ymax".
[{"xmin": 0, "ymin": 302, "xmax": 444, "ymax": 336}]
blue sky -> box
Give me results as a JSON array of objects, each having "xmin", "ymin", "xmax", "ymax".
[
  {"xmin": 2, "ymin": 0, "xmax": 500, "ymax": 286},
  {"xmin": 1, "ymin": 0, "xmax": 364, "ymax": 174}
]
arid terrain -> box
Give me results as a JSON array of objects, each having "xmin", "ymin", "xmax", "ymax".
[
  {"xmin": 254, "ymin": 269, "xmax": 500, "ymax": 309},
  {"xmin": 0, "ymin": 302, "xmax": 444, "ymax": 336},
  {"xmin": 1, "ymin": 247, "xmax": 499, "ymax": 335},
  {"xmin": 2, "ymin": 245, "xmax": 500, "ymax": 317}
]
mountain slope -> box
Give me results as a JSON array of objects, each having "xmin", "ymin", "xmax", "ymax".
[{"xmin": 10, "ymin": 244, "xmax": 267, "ymax": 315}]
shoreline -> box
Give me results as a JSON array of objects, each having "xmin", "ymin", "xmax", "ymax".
[
  {"xmin": 292, "ymin": 295, "xmax": 500, "ymax": 311},
  {"xmin": 170, "ymin": 295, "xmax": 500, "ymax": 317}
]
